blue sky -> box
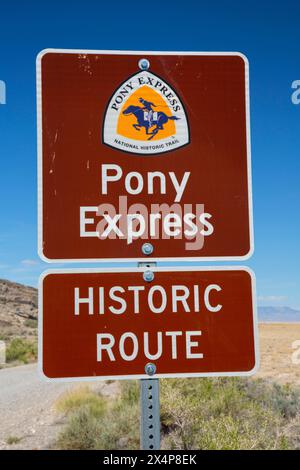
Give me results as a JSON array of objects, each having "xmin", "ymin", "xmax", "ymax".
[{"xmin": 0, "ymin": 1, "xmax": 299, "ymax": 308}]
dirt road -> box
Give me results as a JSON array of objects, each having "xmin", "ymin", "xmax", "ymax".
[
  {"xmin": 0, "ymin": 364, "xmax": 76, "ymax": 449},
  {"xmin": 0, "ymin": 363, "xmax": 117, "ymax": 449}
]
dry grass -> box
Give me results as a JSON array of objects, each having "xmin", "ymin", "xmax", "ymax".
[
  {"xmin": 56, "ymin": 386, "xmax": 107, "ymax": 417},
  {"xmin": 5, "ymin": 435, "xmax": 23, "ymax": 445}
]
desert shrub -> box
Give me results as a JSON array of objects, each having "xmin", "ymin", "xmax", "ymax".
[
  {"xmin": 6, "ymin": 337, "xmax": 37, "ymax": 363},
  {"xmin": 56, "ymin": 406, "xmax": 102, "ymax": 450},
  {"xmin": 93, "ymin": 384, "xmax": 140, "ymax": 449},
  {"xmin": 236, "ymin": 378, "xmax": 300, "ymax": 419},
  {"xmin": 55, "ymin": 378, "xmax": 300, "ymax": 450},
  {"xmin": 160, "ymin": 378, "xmax": 294, "ymax": 450},
  {"xmin": 24, "ymin": 318, "xmax": 38, "ymax": 329},
  {"xmin": 282, "ymin": 415, "xmax": 300, "ymax": 450},
  {"xmin": 55, "ymin": 381, "xmax": 140, "ymax": 450},
  {"xmin": 5, "ymin": 435, "xmax": 22, "ymax": 445}
]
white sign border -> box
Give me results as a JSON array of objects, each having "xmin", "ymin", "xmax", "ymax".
[
  {"xmin": 38, "ymin": 266, "xmax": 259, "ymax": 382},
  {"xmin": 37, "ymin": 49, "xmax": 254, "ymax": 263}
]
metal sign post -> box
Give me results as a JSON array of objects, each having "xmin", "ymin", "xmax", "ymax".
[
  {"xmin": 140, "ymin": 374, "xmax": 160, "ymax": 450},
  {"xmin": 139, "ymin": 260, "xmax": 160, "ymax": 450}
]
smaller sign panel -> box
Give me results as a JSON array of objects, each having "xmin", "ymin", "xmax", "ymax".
[{"xmin": 39, "ymin": 267, "xmax": 258, "ymax": 381}]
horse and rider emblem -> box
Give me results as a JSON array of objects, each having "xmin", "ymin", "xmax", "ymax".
[
  {"xmin": 103, "ymin": 70, "xmax": 189, "ymax": 155},
  {"xmin": 123, "ymin": 97, "xmax": 180, "ymax": 141}
]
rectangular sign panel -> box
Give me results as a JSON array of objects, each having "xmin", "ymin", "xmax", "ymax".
[
  {"xmin": 39, "ymin": 267, "xmax": 258, "ymax": 381},
  {"xmin": 37, "ymin": 50, "xmax": 253, "ymax": 262}
]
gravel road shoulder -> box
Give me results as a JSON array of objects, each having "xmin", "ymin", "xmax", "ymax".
[{"xmin": 0, "ymin": 363, "xmax": 119, "ymax": 450}]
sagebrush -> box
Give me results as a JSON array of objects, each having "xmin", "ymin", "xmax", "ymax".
[
  {"xmin": 55, "ymin": 377, "xmax": 300, "ymax": 450},
  {"xmin": 6, "ymin": 337, "xmax": 37, "ymax": 364}
]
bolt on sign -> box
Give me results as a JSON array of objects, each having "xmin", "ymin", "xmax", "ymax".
[
  {"xmin": 39, "ymin": 267, "xmax": 258, "ymax": 381},
  {"xmin": 37, "ymin": 50, "xmax": 253, "ymax": 262}
]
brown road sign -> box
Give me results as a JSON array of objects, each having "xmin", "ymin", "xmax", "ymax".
[
  {"xmin": 37, "ymin": 50, "xmax": 253, "ymax": 263},
  {"xmin": 39, "ymin": 267, "xmax": 258, "ymax": 381}
]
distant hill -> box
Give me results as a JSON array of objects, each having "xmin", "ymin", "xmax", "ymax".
[
  {"xmin": 0, "ymin": 279, "xmax": 38, "ymax": 340},
  {"xmin": 258, "ymin": 306, "xmax": 300, "ymax": 322}
]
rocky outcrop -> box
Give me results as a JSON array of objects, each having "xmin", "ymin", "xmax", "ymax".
[{"xmin": 0, "ymin": 279, "xmax": 38, "ymax": 339}]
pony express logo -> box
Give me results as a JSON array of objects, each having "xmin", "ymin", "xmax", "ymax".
[{"xmin": 103, "ymin": 70, "xmax": 189, "ymax": 155}]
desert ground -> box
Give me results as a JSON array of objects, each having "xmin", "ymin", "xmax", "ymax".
[
  {"xmin": 1, "ymin": 322, "xmax": 300, "ymax": 449},
  {"xmin": 257, "ymin": 323, "xmax": 300, "ymax": 386}
]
